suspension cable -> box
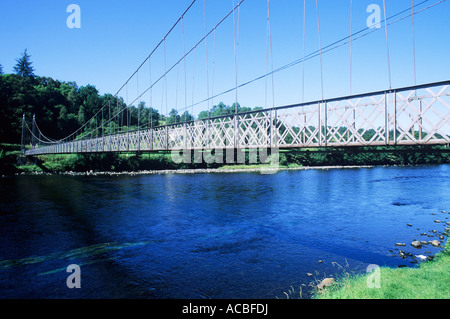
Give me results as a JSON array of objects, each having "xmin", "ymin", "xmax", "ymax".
[
  {"xmin": 266, "ymin": 0, "xmax": 275, "ymax": 109},
  {"xmin": 164, "ymin": 38, "xmax": 168, "ymax": 118},
  {"xmin": 37, "ymin": 0, "xmax": 198, "ymax": 144},
  {"xmin": 350, "ymin": 0, "xmax": 353, "ymax": 95},
  {"xmin": 412, "ymin": 0, "xmax": 417, "ymax": 85},
  {"xmin": 302, "ymin": 0, "xmax": 306, "ymax": 103},
  {"xmin": 204, "ymin": 0, "xmax": 210, "ymax": 117},
  {"xmin": 316, "ymin": 0, "xmax": 324, "ymax": 100},
  {"xmin": 31, "ymin": 0, "xmax": 443, "ymax": 147},
  {"xmin": 212, "ymin": 27, "xmax": 217, "ymax": 113},
  {"xmin": 232, "ymin": 0, "xmax": 240, "ymax": 114},
  {"xmin": 174, "ymin": 0, "xmax": 444, "ymax": 115},
  {"xmin": 192, "ymin": 46, "xmax": 196, "ymax": 118},
  {"xmin": 149, "ymin": 57, "xmax": 153, "ymax": 129},
  {"xmin": 383, "ymin": 0, "xmax": 392, "ymax": 89},
  {"xmin": 182, "ymin": 16, "xmax": 187, "ymax": 121}
]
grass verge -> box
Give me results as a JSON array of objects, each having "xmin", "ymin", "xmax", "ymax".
[{"xmin": 314, "ymin": 234, "xmax": 450, "ymax": 299}]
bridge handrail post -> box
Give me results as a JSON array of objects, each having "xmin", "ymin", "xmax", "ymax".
[
  {"xmin": 393, "ymin": 90, "xmax": 397, "ymax": 145},
  {"xmin": 384, "ymin": 91, "xmax": 388, "ymax": 145},
  {"xmin": 324, "ymin": 101, "xmax": 328, "ymax": 147},
  {"xmin": 127, "ymin": 130, "xmax": 130, "ymax": 152},
  {"xmin": 234, "ymin": 115, "xmax": 239, "ymax": 149},
  {"xmin": 184, "ymin": 122, "xmax": 187, "ymax": 150},
  {"xmin": 269, "ymin": 109, "xmax": 272, "ymax": 148},
  {"xmin": 165, "ymin": 125, "xmax": 169, "ymax": 150},
  {"xmin": 138, "ymin": 127, "xmax": 141, "ymax": 152},
  {"xmin": 150, "ymin": 128, "xmax": 153, "ymax": 151},
  {"xmin": 318, "ymin": 101, "xmax": 322, "ymax": 147},
  {"xmin": 419, "ymin": 100, "xmax": 423, "ymax": 141},
  {"xmin": 207, "ymin": 118, "xmax": 210, "ymax": 149}
]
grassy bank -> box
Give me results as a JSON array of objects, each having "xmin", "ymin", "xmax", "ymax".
[
  {"xmin": 313, "ymin": 233, "xmax": 450, "ymax": 299},
  {"xmin": 0, "ymin": 143, "xmax": 23, "ymax": 175}
]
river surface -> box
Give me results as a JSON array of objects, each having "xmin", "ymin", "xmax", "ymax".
[{"xmin": 0, "ymin": 165, "xmax": 449, "ymax": 299}]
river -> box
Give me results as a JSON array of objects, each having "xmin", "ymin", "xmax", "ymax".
[{"xmin": 0, "ymin": 165, "xmax": 449, "ymax": 299}]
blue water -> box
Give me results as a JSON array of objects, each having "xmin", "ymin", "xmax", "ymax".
[{"xmin": 0, "ymin": 165, "xmax": 449, "ymax": 299}]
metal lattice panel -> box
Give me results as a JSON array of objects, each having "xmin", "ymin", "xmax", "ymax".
[{"xmin": 25, "ymin": 81, "xmax": 450, "ymax": 156}]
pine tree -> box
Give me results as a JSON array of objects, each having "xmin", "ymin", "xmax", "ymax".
[
  {"xmin": 0, "ymin": 64, "xmax": 3, "ymax": 75},
  {"xmin": 77, "ymin": 105, "xmax": 85, "ymax": 125},
  {"xmin": 13, "ymin": 49, "xmax": 35, "ymax": 77}
]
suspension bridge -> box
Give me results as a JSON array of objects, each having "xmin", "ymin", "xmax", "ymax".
[{"xmin": 23, "ymin": 0, "xmax": 450, "ymax": 156}]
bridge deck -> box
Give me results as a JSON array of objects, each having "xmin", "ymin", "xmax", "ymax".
[{"xmin": 25, "ymin": 81, "xmax": 450, "ymax": 156}]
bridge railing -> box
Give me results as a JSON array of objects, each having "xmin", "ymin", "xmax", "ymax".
[{"xmin": 25, "ymin": 80, "xmax": 450, "ymax": 156}]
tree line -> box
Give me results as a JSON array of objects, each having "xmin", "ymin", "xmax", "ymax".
[{"xmin": 0, "ymin": 50, "xmax": 265, "ymax": 145}]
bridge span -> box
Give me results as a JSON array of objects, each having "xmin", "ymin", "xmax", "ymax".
[{"xmin": 25, "ymin": 80, "xmax": 449, "ymax": 156}]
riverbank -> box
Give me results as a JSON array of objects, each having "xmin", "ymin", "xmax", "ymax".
[
  {"xmin": 14, "ymin": 164, "xmax": 378, "ymax": 177},
  {"xmin": 5, "ymin": 144, "xmax": 450, "ymax": 175},
  {"xmin": 313, "ymin": 228, "xmax": 450, "ymax": 299}
]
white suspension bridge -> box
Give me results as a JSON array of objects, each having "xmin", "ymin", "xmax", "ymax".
[{"xmin": 22, "ymin": 0, "xmax": 450, "ymax": 156}]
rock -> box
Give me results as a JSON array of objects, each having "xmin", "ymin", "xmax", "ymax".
[
  {"xmin": 307, "ymin": 273, "xmax": 313, "ymax": 277},
  {"xmin": 415, "ymin": 255, "xmax": 427, "ymax": 261},
  {"xmin": 434, "ymin": 220, "xmax": 441, "ymax": 223},
  {"xmin": 317, "ymin": 278, "xmax": 335, "ymax": 290},
  {"xmin": 429, "ymin": 240, "xmax": 440, "ymax": 247},
  {"xmin": 420, "ymin": 241, "xmax": 428, "ymax": 245},
  {"xmin": 395, "ymin": 243, "xmax": 406, "ymax": 247},
  {"xmin": 411, "ymin": 241, "xmax": 422, "ymax": 249},
  {"xmin": 407, "ymin": 224, "xmax": 412, "ymax": 227}
]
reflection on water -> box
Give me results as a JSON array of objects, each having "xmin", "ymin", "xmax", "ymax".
[{"xmin": 0, "ymin": 165, "xmax": 449, "ymax": 298}]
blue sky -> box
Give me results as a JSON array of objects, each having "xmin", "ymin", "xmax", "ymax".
[{"xmin": 1, "ymin": 0, "xmax": 449, "ymax": 117}]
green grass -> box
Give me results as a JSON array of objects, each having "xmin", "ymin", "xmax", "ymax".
[{"xmin": 314, "ymin": 237, "xmax": 450, "ymax": 299}]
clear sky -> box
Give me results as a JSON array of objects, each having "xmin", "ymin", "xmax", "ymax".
[{"xmin": 1, "ymin": 0, "xmax": 449, "ymax": 117}]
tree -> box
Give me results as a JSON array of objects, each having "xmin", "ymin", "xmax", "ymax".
[
  {"xmin": 198, "ymin": 110, "xmax": 209, "ymax": 119},
  {"xmin": 13, "ymin": 49, "xmax": 35, "ymax": 78},
  {"xmin": 167, "ymin": 108, "xmax": 180, "ymax": 125},
  {"xmin": 0, "ymin": 64, "xmax": 3, "ymax": 75},
  {"xmin": 77, "ymin": 105, "xmax": 86, "ymax": 125},
  {"xmin": 180, "ymin": 111, "xmax": 194, "ymax": 123},
  {"xmin": 144, "ymin": 107, "xmax": 160, "ymax": 128}
]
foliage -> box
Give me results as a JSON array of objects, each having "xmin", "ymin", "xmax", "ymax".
[
  {"xmin": 0, "ymin": 50, "xmax": 185, "ymax": 145},
  {"xmin": 13, "ymin": 49, "xmax": 35, "ymax": 78},
  {"xmin": 0, "ymin": 144, "xmax": 20, "ymax": 174}
]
